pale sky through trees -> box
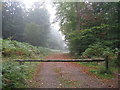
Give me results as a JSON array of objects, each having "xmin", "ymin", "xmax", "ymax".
[{"xmin": 22, "ymin": 0, "xmax": 66, "ymax": 47}]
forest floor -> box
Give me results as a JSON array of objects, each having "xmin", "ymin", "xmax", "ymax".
[{"xmin": 27, "ymin": 53, "xmax": 118, "ymax": 88}]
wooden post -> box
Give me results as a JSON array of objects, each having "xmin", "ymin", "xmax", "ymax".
[
  {"xmin": 117, "ymin": 52, "xmax": 120, "ymax": 67},
  {"xmin": 19, "ymin": 61, "xmax": 24, "ymax": 65},
  {"xmin": 105, "ymin": 56, "xmax": 109, "ymax": 72}
]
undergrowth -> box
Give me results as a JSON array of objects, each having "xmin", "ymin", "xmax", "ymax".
[
  {"xmin": 77, "ymin": 62, "xmax": 118, "ymax": 79},
  {"xmin": 1, "ymin": 39, "xmax": 54, "ymax": 89}
]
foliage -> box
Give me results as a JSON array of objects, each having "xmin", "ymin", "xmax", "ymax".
[
  {"xmin": 24, "ymin": 22, "xmax": 45, "ymax": 46},
  {"xmin": 56, "ymin": 2, "xmax": 119, "ymax": 32},
  {"xmin": 89, "ymin": 69, "xmax": 113, "ymax": 79},
  {"xmin": 55, "ymin": 2, "xmax": 120, "ymax": 56},
  {"xmin": 1, "ymin": 38, "xmax": 54, "ymax": 88},
  {"xmin": 66, "ymin": 24, "xmax": 119, "ymax": 56},
  {"xmin": 2, "ymin": 61, "xmax": 27, "ymax": 89},
  {"xmin": 24, "ymin": 4, "xmax": 51, "ymax": 47},
  {"xmin": 78, "ymin": 62, "xmax": 116, "ymax": 79},
  {"xmin": 55, "ymin": 2, "xmax": 119, "ymax": 77},
  {"xmin": 0, "ymin": 63, "xmax": 2, "ymax": 89},
  {"xmin": 2, "ymin": 39, "xmax": 52, "ymax": 58},
  {"xmin": 82, "ymin": 42, "xmax": 116, "ymax": 59},
  {"xmin": 2, "ymin": 2, "xmax": 25, "ymax": 41},
  {"xmin": 2, "ymin": 61, "xmax": 40, "ymax": 89},
  {"xmin": 2, "ymin": 2, "xmax": 60, "ymax": 48},
  {"xmin": 2, "ymin": 2, "xmax": 65, "ymax": 50},
  {"xmin": 67, "ymin": 28, "xmax": 96, "ymax": 55}
]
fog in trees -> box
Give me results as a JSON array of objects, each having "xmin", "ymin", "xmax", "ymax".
[
  {"xmin": 48, "ymin": 28, "xmax": 65, "ymax": 50},
  {"xmin": 2, "ymin": 2, "xmax": 66, "ymax": 50}
]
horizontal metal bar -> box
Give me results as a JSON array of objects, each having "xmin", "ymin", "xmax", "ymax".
[{"xmin": 15, "ymin": 58, "xmax": 105, "ymax": 62}]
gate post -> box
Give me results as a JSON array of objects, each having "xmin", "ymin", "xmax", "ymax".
[
  {"xmin": 105, "ymin": 56, "xmax": 109, "ymax": 73},
  {"xmin": 19, "ymin": 61, "xmax": 24, "ymax": 65}
]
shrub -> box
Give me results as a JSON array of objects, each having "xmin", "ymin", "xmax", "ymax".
[
  {"xmin": 82, "ymin": 42, "xmax": 116, "ymax": 59},
  {"xmin": 2, "ymin": 61, "xmax": 27, "ymax": 89},
  {"xmin": 1, "ymin": 39, "xmax": 54, "ymax": 89},
  {"xmin": 67, "ymin": 24, "xmax": 119, "ymax": 56},
  {"xmin": 2, "ymin": 39, "xmax": 53, "ymax": 58}
]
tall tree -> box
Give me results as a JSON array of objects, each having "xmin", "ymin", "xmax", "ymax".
[
  {"xmin": 24, "ymin": 2, "xmax": 51, "ymax": 47},
  {"xmin": 55, "ymin": 2, "xmax": 119, "ymax": 55},
  {"xmin": 2, "ymin": 2, "xmax": 25, "ymax": 41}
]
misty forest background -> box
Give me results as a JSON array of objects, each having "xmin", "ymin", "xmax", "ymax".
[
  {"xmin": 1, "ymin": 1, "xmax": 120, "ymax": 89},
  {"xmin": 2, "ymin": 2, "xmax": 65, "ymax": 50},
  {"xmin": 2, "ymin": 2, "xmax": 120, "ymax": 55}
]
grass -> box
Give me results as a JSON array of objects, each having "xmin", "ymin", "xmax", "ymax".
[
  {"xmin": 22, "ymin": 62, "xmax": 40, "ymax": 79},
  {"xmin": 21, "ymin": 62, "xmax": 41, "ymax": 88},
  {"xmin": 89, "ymin": 69, "xmax": 114, "ymax": 79},
  {"xmin": 77, "ymin": 62, "xmax": 100, "ymax": 68},
  {"xmin": 77, "ymin": 62, "xmax": 118, "ymax": 79}
]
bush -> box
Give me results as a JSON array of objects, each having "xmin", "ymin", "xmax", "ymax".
[
  {"xmin": 99, "ymin": 66, "xmax": 112, "ymax": 74},
  {"xmin": 67, "ymin": 24, "xmax": 119, "ymax": 56},
  {"xmin": 2, "ymin": 48, "xmax": 31, "ymax": 57},
  {"xmin": 82, "ymin": 42, "xmax": 116, "ymax": 59},
  {"xmin": 2, "ymin": 39, "xmax": 31, "ymax": 57},
  {"xmin": 2, "ymin": 61, "xmax": 27, "ymax": 89},
  {"xmin": 1, "ymin": 39, "xmax": 54, "ymax": 89},
  {"xmin": 89, "ymin": 69, "xmax": 113, "ymax": 79},
  {"xmin": 2, "ymin": 39, "xmax": 53, "ymax": 58}
]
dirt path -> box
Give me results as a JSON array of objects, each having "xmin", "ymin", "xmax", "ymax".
[{"xmin": 29, "ymin": 53, "xmax": 118, "ymax": 88}]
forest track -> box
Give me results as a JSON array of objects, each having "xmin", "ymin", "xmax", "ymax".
[{"xmin": 28, "ymin": 53, "xmax": 118, "ymax": 88}]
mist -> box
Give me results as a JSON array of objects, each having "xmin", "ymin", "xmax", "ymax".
[
  {"xmin": 48, "ymin": 28, "xmax": 65, "ymax": 50},
  {"xmin": 2, "ymin": 1, "xmax": 67, "ymax": 51}
]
